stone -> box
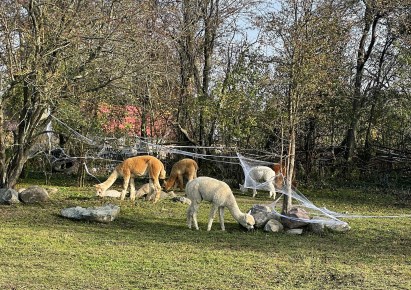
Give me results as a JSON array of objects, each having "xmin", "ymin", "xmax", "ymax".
[
  {"xmin": 248, "ymin": 204, "xmax": 281, "ymax": 228},
  {"xmin": 309, "ymin": 216, "xmax": 351, "ymax": 233},
  {"xmin": 264, "ymin": 219, "xmax": 284, "ymax": 233},
  {"xmin": 99, "ymin": 189, "xmax": 121, "ymax": 198},
  {"xmin": 0, "ymin": 188, "xmax": 20, "ymax": 205},
  {"xmin": 19, "ymin": 186, "xmax": 49, "ymax": 203},
  {"xmin": 286, "ymin": 228, "xmax": 304, "ymax": 235},
  {"xmin": 61, "ymin": 204, "xmax": 120, "ymax": 223},
  {"xmin": 326, "ymin": 221, "xmax": 351, "ymax": 232},
  {"xmin": 145, "ymin": 189, "xmax": 175, "ymax": 201},
  {"xmin": 281, "ymin": 206, "xmax": 310, "ymax": 229},
  {"xmin": 308, "ymin": 219, "xmax": 326, "ymax": 234},
  {"xmin": 171, "ymin": 196, "xmax": 192, "ymax": 205}
]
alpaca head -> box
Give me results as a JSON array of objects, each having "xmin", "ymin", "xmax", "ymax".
[
  {"xmin": 95, "ymin": 184, "xmax": 105, "ymax": 196},
  {"xmin": 163, "ymin": 179, "xmax": 172, "ymax": 191},
  {"xmin": 240, "ymin": 211, "xmax": 255, "ymax": 230}
]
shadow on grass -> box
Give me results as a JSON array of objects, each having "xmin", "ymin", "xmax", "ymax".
[
  {"xmin": 5, "ymin": 181, "xmax": 411, "ymax": 265},
  {"xmin": 43, "ymin": 203, "xmax": 411, "ymax": 263}
]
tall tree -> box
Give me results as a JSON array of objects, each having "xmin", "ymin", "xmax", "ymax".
[
  {"xmin": 264, "ymin": 0, "xmax": 350, "ymax": 211},
  {"xmin": 0, "ymin": 0, "xmax": 126, "ymax": 188}
]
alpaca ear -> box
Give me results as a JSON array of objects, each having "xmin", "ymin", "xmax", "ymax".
[{"xmin": 247, "ymin": 210, "xmax": 251, "ymax": 215}]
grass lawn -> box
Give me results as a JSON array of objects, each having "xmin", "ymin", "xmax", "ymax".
[{"xmin": 1, "ymin": 175, "xmax": 410, "ymax": 290}]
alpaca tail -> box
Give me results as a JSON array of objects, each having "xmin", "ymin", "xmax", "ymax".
[{"xmin": 160, "ymin": 167, "xmax": 166, "ymax": 179}]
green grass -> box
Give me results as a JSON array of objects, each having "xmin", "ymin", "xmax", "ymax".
[{"xmin": 1, "ymin": 176, "xmax": 410, "ymax": 290}]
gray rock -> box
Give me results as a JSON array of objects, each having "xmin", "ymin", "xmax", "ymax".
[
  {"xmin": 0, "ymin": 188, "xmax": 20, "ymax": 205},
  {"xmin": 171, "ymin": 196, "xmax": 192, "ymax": 205},
  {"xmin": 326, "ymin": 221, "xmax": 351, "ymax": 232},
  {"xmin": 135, "ymin": 183, "xmax": 151, "ymax": 199},
  {"xmin": 248, "ymin": 204, "xmax": 280, "ymax": 228},
  {"xmin": 308, "ymin": 219, "xmax": 326, "ymax": 234},
  {"xmin": 264, "ymin": 219, "xmax": 284, "ymax": 233},
  {"xmin": 286, "ymin": 228, "xmax": 304, "ymax": 235},
  {"xmin": 61, "ymin": 204, "xmax": 120, "ymax": 223},
  {"xmin": 281, "ymin": 206, "xmax": 310, "ymax": 229},
  {"xmin": 19, "ymin": 186, "xmax": 49, "ymax": 203},
  {"xmin": 146, "ymin": 189, "xmax": 175, "ymax": 201},
  {"xmin": 99, "ymin": 189, "xmax": 121, "ymax": 198},
  {"xmin": 309, "ymin": 216, "xmax": 350, "ymax": 233}
]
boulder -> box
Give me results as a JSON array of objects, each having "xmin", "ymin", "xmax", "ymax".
[
  {"xmin": 19, "ymin": 186, "xmax": 49, "ymax": 204},
  {"xmin": 146, "ymin": 190, "xmax": 175, "ymax": 201},
  {"xmin": 308, "ymin": 219, "xmax": 326, "ymax": 234},
  {"xmin": 171, "ymin": 196, "xmax": 192, "ymax": 205},
  {"xmin": 286, "ymin": 228, "xmax": 304, "ymax": 235},
  {"xmin": 326, "ymin": 221, "xmax": 351, "ymax": 232},
  {"xmin": 309, "ymin": 216, "xmax": 351, "ymax": 233},
  {"xmin": 281, "ymin": 207, "xmax": 310, "ymax": 229},
  {"xmin": 264, "ymin": 219, "xmax": 284, "ymax": 233},
  {"xmin": 248, "ymin": 204, "xmax": 280, "ymax": 228},
  {"xmin": 61, "ymin": 204, "xmax": 120, "ymax": 223},
  {"xmin": 99, "ymin": 189, "xmax": 122, "ymax": 198},
  {"xmin": 0, "ymin": 188, "xmax": 20, "ymax": 205}
]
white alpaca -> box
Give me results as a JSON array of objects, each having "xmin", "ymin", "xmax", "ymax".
[
  {"xmin": 239, "ymin": 166, "xmax": 283, "ymax": 199},
  {"xmin": 185, "ymin": 176, "xmax": 255, "ymax": 231}
]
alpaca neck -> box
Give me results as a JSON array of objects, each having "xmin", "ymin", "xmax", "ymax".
[
  {"xmin": 226, "ymin": 198, "xmax": 245, "ymax": 221},
  {"xmin": 100, "ymin": 170, "xmax": 119, "ymax": 191},
  {"xmin": 164, "ymin": 177, "xmax": 176, "ymax": 190}
]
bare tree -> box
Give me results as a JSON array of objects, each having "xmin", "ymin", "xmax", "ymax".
[{"xmin": 0, "ymin": 0, "xmax": 127, "ymax": 188}]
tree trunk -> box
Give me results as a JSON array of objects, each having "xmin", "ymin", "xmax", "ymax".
[
  {"xmin": 344, "ymin": 4, "xmax": 381, "ymax": 165},
  {"xmin": 282, "ymin": 127, "xmax": 295, "ymax": 214},
  {"xmin": 304, "ymin": 117, "xmax": 316, "ymax": 181},
  {"xmin": 0, "ymin": 97, "xmax": 6, "ymax": 187}
]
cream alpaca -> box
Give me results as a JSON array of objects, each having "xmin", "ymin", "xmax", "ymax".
[
  {"xmin": 240, "ymin": 165, "xmax": 283, "ymax": 199},
  {"xmin": 95, "ymin": 155, "xmax": 166, "ymax": 203},
  {"xmin": 185, "ymin": 176, "xmax": 255, "ymax": 231}
]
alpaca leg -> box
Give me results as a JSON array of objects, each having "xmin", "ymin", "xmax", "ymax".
[
  {"xmin": 269, "ymin": 183, "xmax": 276, "ymax": 199},
  {"xmin": 129, "ymin": 178, "xmax": 136, "ymax": 201},
  {"xmin": 121, "ymin": 174, "xmax": 130, "ymax": 200},
  {"xmin": 151, "ymin": 178, "xmax": 162, "ymax": 203},
  {"xmin": 187, "ymin": 203, "xmax": 200, "ymax": 230},
  {"xmin": 207, "ymin": 204, "xmax": 218, "ymax": 231},
  {"xmin": 177, "ymin": 174, "xmax": 184, "ymax": 191},
  {"xmin": 252, "ymin": 189, "xmax": 257, "ymax": 198},
  {"xmin": 186, "ymin": 204, "xmax": 194, "ymax": 229},
  {"xmin": 218, "ymin": 206, "xmax": 225, "ymax": 231}
]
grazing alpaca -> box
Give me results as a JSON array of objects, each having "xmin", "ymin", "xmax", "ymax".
[
  {"xmin": 239, "ymin": 166, "xmax": 284, "ymax": 199},
  {"xmin": 186, "ymin": 176, "xmax": 255, "ymax": 231},
  {"xmin": 95, "ymin": 155, "xmax": 166, "ymax": 203},
  {"xmin": 163, "ymin": 158, "xmax": 198, "ymax": 191}
]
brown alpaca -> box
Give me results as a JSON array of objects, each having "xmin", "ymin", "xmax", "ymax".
[
  {"xmin": 95, "ymin": 155, "xmax": 166, "ymax": 203},
  {"xmin": 163, "ymin": 158, "xmax": 198, "ymax": 191},
  {"xmin": 273, "ymin": 162, "xmax": 297, "ymax": 187},
  {"xmin": 272, "ymin": 162, "xmax": 286, "ymax": 188}
]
